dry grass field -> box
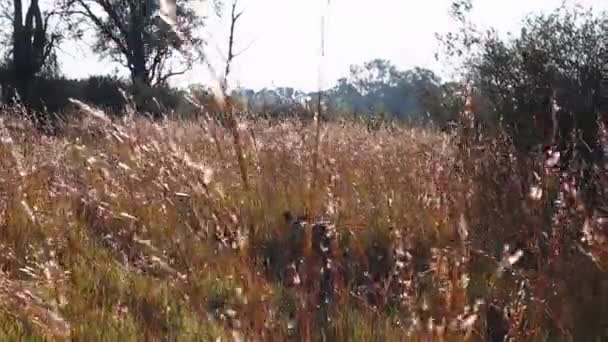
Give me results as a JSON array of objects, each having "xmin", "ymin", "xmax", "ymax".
[{"xmin": 0, "ymin": 103, "xmax": 607, "ymax": 341}]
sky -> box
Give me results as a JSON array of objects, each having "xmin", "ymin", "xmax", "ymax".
[{"xmin": 58, "ymin": 0, "xmax": 608, "ymax": 93}]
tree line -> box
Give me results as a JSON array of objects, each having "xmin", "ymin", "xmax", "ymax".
[
  {"xmin": 1, "ymin": 0, "xmax": 608, "ymax": 168},
  {"xmin": 0, "ymin": 0, "xmax": 213, "ymax": 116}
]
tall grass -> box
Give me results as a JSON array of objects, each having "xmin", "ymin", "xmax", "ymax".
[{"xmin": 0, "ymin": 104, "xmax": 607, "ymax": 341}]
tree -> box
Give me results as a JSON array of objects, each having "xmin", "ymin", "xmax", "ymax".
[
  {"xmin": 0, "ymin": 0, "xmax": 63, "ymax": 106},
  {"xmin": 326, "ymin": 59, "xmax": 445, "ymax": 124},
  {"xmin": 326, "ymin": 77, "xmax": 362, "ymax": 115},
  {"xmin": 440, "ymin": 3, "xmax": 608, "ymax": 164},
  {"xmin": 63, "ymin": 0, "xmax": 218, "ymax": 87}
]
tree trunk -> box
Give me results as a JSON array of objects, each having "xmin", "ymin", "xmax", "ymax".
[
  {"xmin": 126, "ymin": 1, "xmax": 151, "ymax": 112},
  {"xmin": 12, "ymin": 0, "xmax": 46, "ymax": 107},
  {"xmin": 13, "ymin": 0, "xmax": 27, "ymax": 103},
  {"xmin": 128, "ymin": 0, "xmax": 149, "ymax": 86}
]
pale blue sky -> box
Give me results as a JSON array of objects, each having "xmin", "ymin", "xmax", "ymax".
[{"xmin": 59, "ymin": 0, "xmax": 608, "ymax": 92}]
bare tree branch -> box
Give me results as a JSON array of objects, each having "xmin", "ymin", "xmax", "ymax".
[
  {"xmin": 234, "ymin": 37, "xmax": 257, "ymax": 58},
  {"xmin": 69, "ymin": 1, "xmax": 131, "ymax": 61},
  {"xmin": 155, "ymin": 68, "xmax": 188, "ymax": 86},
  {"xmin": 223, "ymin": 0, "xmax": 244, "ymax": 92}
]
